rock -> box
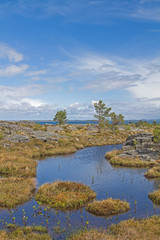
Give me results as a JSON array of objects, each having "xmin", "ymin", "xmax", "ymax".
[
  {"xmin": 30, "ymin": 131, "xmax": 59, "ymax": 142},
  {"xmin": 5, "ymin": 134, "xmax": 30, "ymax": 143},
  {"xmin": 121, "ymin": 133, "xmax": 160, "ymax": 161}
]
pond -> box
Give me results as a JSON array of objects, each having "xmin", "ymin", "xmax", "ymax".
[{"xmin": 0, "ymin": 144, "xmax": 160, "ymax": 239}]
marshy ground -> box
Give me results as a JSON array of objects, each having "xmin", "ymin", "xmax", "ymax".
[
  {"xmin": 68, "ymin": 216, "xmax": 160, "ymax": 240},
  {"xmin": 35, "ymin": 181, "xmax": 96, "ymax": 211},
  {"xmin": 85, "ymin": 198, "xmax": 130, "ymax": 216},
  {"xmin": 0, "ymin": 121, "xmax": 160, "ymax": 239}
]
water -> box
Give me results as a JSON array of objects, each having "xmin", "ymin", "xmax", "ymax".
[
  {"xmin": 35, "ymin": 119, "xmax": 160, "ymax": 125},
  {"xmin": 0, "ymin": 144, "xmax": 160, "ymax": 239}
]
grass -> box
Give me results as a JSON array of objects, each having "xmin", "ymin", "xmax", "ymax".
[
  {"xmin": 85, "ymin": 198, "xmax": 130, "ymax": 216},
  {"xmin": 67, "ymin": 229, "xmax": 114, "ymax": 240},
  {"xmin": 148, "ymin": 186, "xmax": 160, "ymax": 204},
  {"xmin": 145, "ymin": 166, "xmax": 160, "ymax": 178},
  {"xmin": 105, "ymin": 150, "xmax": 156, "ymax": 168},
  {"xmin": 0, "ymin": 177, "xmax": 36, "ymax": 208},
  {"xmin": 68, "ymin": 216, "xmax": 160, "ymax": 240},
  {"xmin": 0, "ymin": 225, "xmax": 51, "ymax": 240},
  {"xmin": 35, "ymin": 181, "xmax": 96, "ymax": 211}
]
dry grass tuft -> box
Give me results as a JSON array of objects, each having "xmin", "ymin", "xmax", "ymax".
[
  {"xmin": 145, "ymin": 166, "xmax": 160, "ymax": 178},
  {"xmin": 67, "ymin": 229, "xmax": 114, "ymax": 240},
  {"xmin": 68, "ymin": 216, "xmax": 160, "ymax": 240},
  {"xmin": 105, "ymin": 150, "xmax": 156, "ymax": 168},
  {"xmin": 0, "ymin": 177, "xmax": 36, "ymax": 208},
  {"xmin": 109, "ymin": 215, "xmax": 160, "ymax": 240},
  {"xmin": 85, "ymin": 198, "xmax": 130, "ymax": 216},
  {"xmin": 35, "ymin": 181, "xmax": 96, "ymax": 211},
  {"xmin": 149, "ymin": 186, "xmax": 160, "ymax": 204}
]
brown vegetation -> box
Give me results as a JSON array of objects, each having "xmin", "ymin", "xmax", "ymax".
[
  {"xmin": 0, "ymin": 225, "xmax": 51, "ymax": 240},
  {"xmin": 0, "ymin": 177, "xmax": 36, "ymax": 208},
  {"xmin": 35, "ymin": 181, "xmax": 96, "ymax": 211},
  {"xmin": 105, "ymin": 150, "xmax": 156, "ymax": 168},
  {"xmin": 85, "ymin": 198, "xmax": 130, "ymax": 216},
  {"xmin": 145, "ymin": 166, "xmax": 160, "ymax": 178},
  {"xmin": 68, "ymin": 216, "xmax": 160, "ymax": 240},
  {"xmin": 149, "ymin": 186, "xmax": 160, "ymax": 204}
]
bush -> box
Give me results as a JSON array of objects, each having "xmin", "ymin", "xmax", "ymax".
[{"xmin": 153, "ymin": 126, "xmax": 160, "ymax": 143}]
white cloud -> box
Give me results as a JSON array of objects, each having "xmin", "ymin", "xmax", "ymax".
[
  {"xmin": 27, "ymin": 70, "xmax": 46, "ymax": 76},
  {"xmin": 0, "ymin": 43, "xmax": 23, "ymax": 62},
  {"xmin": 0, "ymin": 64, "xmax": 28, "ymax": 76}
]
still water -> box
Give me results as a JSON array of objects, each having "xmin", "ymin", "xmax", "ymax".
[{"xmin": 0, "ymin": 144, "xmax": 160, "ymax": 239}]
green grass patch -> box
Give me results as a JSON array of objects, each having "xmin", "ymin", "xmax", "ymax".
[
  {"xmin": 85, "ymin": 198, "xmax": 130, "ymax": 216},
  {"xmin": 149, "ymin": 186, "xmax": 160, "ymax": 204},
  {"xmin": 35, "ymin": 181, "xmax": 96, "ymax": 211},
  {"xmin": 0, "ymin": 177, "xmax": 36, "ymax": 208}
]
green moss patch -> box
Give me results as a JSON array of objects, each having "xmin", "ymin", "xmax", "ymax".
[
  {"xmin": 35, "ymin": 181, "xmax": 96, "ymax": 211},
  {"xmin": 145, "ymin": 166, "xmax": 160, "ymax": 178},
  {"xmin": 85, "ymin": 198, "xmax": 130, "ymax": 216},
  {"xmin": 149, "ymin": 186, "xmax": 160, "ymax": 204},
  {"xmin": 0, "ymin": 177, "xmax": 36, "ymax": 208},
  {"xmin": 0, "ymin": 225, "xmax": 51, "ymax": 240},
  {"xmin": 105, "ymin": 150, "xmax": 155, "ymax": 168}
]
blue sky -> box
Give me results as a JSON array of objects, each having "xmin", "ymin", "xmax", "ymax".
[{"xmin": 0, "ymin": 0, "xmax": 160, "ymax": 120}]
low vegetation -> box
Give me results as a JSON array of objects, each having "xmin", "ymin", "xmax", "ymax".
[
  {"xmin": 67, "ymin": 229, "xmax": 113, "ymax": 240},
  {"xmin": 35, "ymin": 181, "xmax": 96, "ymax": 211},
  {"xmin": 68, "ymin": 216, "xmax": 160, "ymax": 240},
  {"xmin": 85, "ymin": 198, "xmax": 130, "ymax": 216},
  {"xmin": 145, "ymin": 166, "xmax": 160, "ymax": 178},
  {"xmin": 0, "ymin": 225, "xmax": 51, "ymax": 240},
  {"xmin": 105, "ymin": 150, "xmax": 156, "ymax": 168},
  {"xmin": 0, "ymin": 177, "xmax": 36, "ymax": 208},
  {"xmin": 149, "ymin": 186, "xmax": 160, "ymax": 204}
]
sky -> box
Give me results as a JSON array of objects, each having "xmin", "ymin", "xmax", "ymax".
[{"xmin": 0, "ymin": 0, "xmax": 160, "ymax": 120}]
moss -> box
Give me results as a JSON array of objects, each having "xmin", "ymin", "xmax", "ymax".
[
  {"xmin": 0, "ymin": 225, "xmax": 51, "ymax": 240},
  {"xmin": 35, "ymin": 181, "xmax": 96, "ymax": 211},
  {"xmin": 68, "ymin": 216, "xmax": 160, "ymax": 240},
  {"xmin": 85, "ymin": 198, "xmax": 130, "ymax": 216},
  {"xmin": 148, "ymin": 186, "xmax": 160, "ymax": 204},
  {"xmin": 145, "ymin": 166, "xmax": 160, "ymax": 178},
  {"xmin": 105, "ymin": 150, "xmax": 156, "ymax": 168},
  {"xmin": 0, "ymin": 177, "xmax": 36, "ymax": 208}
]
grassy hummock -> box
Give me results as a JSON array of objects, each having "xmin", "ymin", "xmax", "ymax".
[
  {"xmin": 0, "ymin": 225, "xmax": 51, "ymax": 240},
  {"xmin": 0, "ymin": 177, "xmax": 36, "ymax": 208},
  {"xmin": 149, "ymin": 186, "xmax": 160, "ymax": 204},
  {"xmin": 85, "ymin": 198, "xmax": 130, "ymax": 216},
  {"xmin": 145, "ymin": 166, "xmax": 160, "ymax": 178},
  {"xmin": 35, "ymin": 181, "xmax": 96, "ymax": 211},
  {"xmin": 67, "ymin": 229, "xmax": 113, "ymax": 240},
  {"xmin": 105, "ymin": 150, "xmax": 156, "ymax": 168},
  {"xmin": 68, "ymin": 216, "xmax": 160, "ymax": 240}
]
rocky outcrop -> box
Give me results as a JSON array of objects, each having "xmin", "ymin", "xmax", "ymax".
[
  {"xmin": 4, "ymin": 134, "xmax": 30, "ymax": 143},
  {"xmin": 120, "ymin": 133, "xmax": 160, "ymax": 161}
]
